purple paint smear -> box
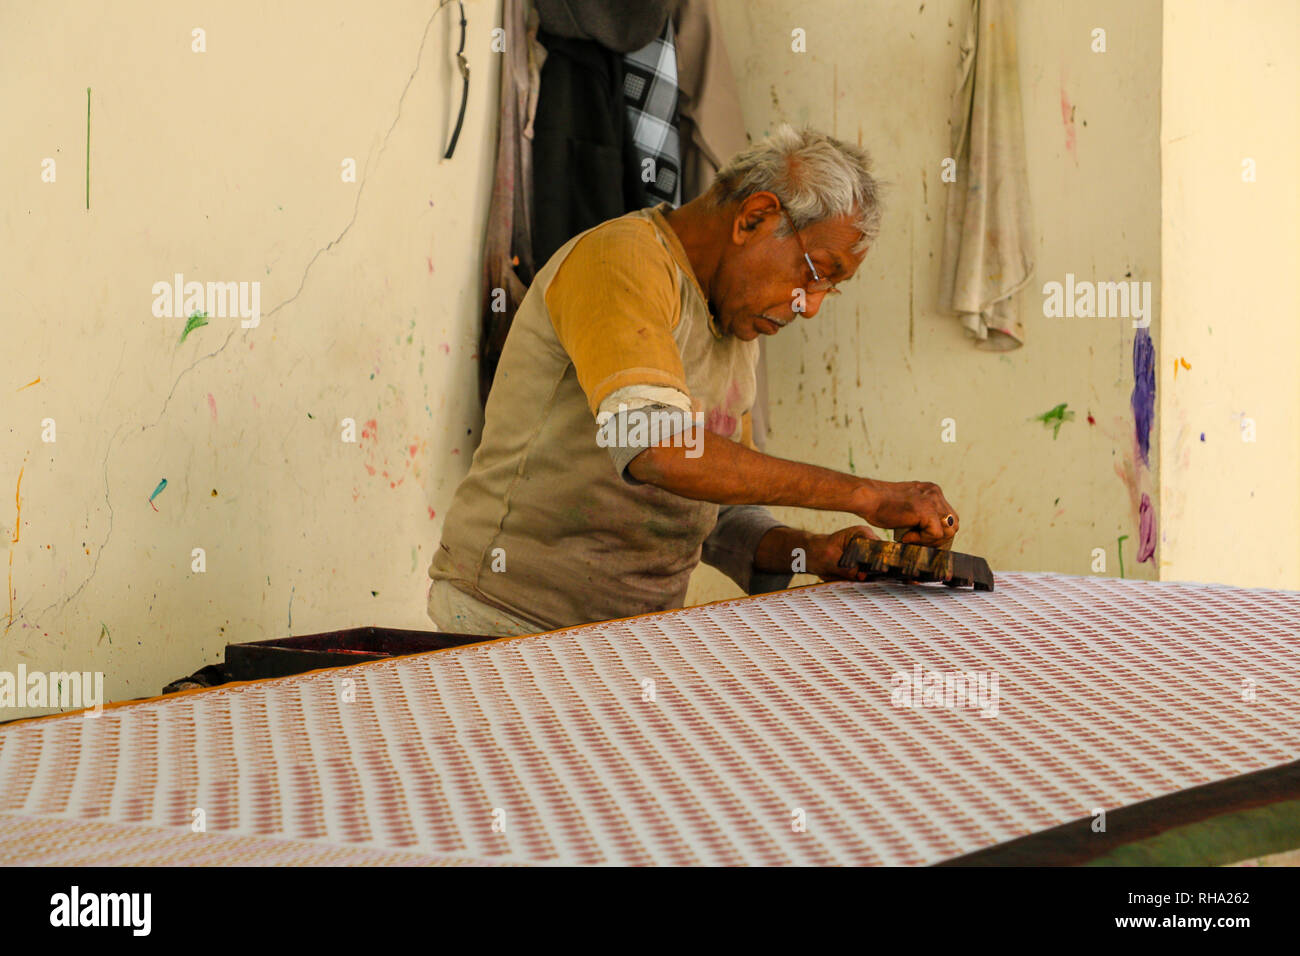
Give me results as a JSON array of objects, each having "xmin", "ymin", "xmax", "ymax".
[
  {"xmin": 1137, "ymin": 493, "xmax": 1156, "ymax": 563},
  {"xmin": 1131, "ymin": 328, "xmax": 1155, "ymax": 465}
]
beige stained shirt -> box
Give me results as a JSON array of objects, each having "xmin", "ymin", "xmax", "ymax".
[{"xmin": 429, "ymin": 203, "xmax": 788, "ymax": 631}]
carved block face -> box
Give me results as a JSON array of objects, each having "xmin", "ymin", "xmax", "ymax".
[{"xmin": 838, "ymin": 537, "xmax": 995, "ymax": 591}]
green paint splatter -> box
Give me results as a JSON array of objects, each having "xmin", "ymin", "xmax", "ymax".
[
  {"xmin": 371, "ymin": 590, "xmax": 379, "ymax": 597},
  {"xmin": 180, "ymin": 310, "xmax": 209, "ymax": 343},
  {"xmin": 1030, "ymin": 402, "xmax": 1075, "ymax": 439},
  {"xmin": 99, "ymin": 621, "xmax": 111, "ymax": 645},
  {"xmin": 1117, "ymin": 534, "xmax": 1129, "ymax": 578},
  {"xmin": 148, "ymin": 478, "xmax": 167, "ymax": 502},
  {"xmin": 848, "ymin": 447, "xmax": 856, "ymax": 474}
]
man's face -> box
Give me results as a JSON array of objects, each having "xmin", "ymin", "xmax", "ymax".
[{"xmin": 711, "ymin": 192, "xmax": 869, "ymax": 340}]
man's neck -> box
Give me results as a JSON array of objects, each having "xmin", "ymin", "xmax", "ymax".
[{"xmin": 661, "ymin": 197, "xmax": 724, "ymax": 299}]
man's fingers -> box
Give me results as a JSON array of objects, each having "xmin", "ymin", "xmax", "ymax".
[
  {"xmin": 936, "ymin": 493, "xmax": 959, "ymax": 536},
  {"xmin": 877, "ymin": 482, "xmax": 960, "ymax": 548},
  {"xmin": 894, "ymin": 527, "xmax": 929, "ymax": 545},
  {"xmin": 924, "ymin": 513, "xmax": 947, "ymax": 542},
  {"xmin": 924, "ymin": 487, "xmax": 958, "ymax": 543},
  {"xmin": 895, "ymin": 518, "xmax": 950, "ymax": 547},
  {"xmin": 837, "ymin": 527, "xmax": 878, "ymax": 572}
]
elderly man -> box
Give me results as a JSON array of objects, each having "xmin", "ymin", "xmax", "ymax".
[{"xmin": 428, "ymin": 125, "xmax": 959, "ymax": 636}]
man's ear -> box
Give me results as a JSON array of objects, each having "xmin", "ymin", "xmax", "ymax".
[
  {"xmin": 731, "ymin": 211, "xmax": 759, "ymax": 246},
  {"xmin": 734, "ymin": 199, "xmax": 775, "ymax": 245},
  {"xmin": 737, "ymin": 192, "xmax": 780, "ymax": 234}
]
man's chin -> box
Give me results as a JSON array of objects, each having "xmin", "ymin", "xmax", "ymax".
[{"xmin": 719, "ymin": 315, "xmax": 783, "ymax": 339}]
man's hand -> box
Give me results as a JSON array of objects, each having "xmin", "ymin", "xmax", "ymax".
[
  {"xmin": 754, "ymin": 524, "xmax": 881, "ymax": 581},
  {"xmin": 805, "ymin": 525, "xmax": 881, "ymax": 581},
  {"xmin": 856, "ymin": 480, "xmax": 959, "ymax": 549}
]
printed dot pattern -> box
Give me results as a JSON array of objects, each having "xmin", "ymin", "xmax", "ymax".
[{"xmin": 1, "ymin": 572, "xmax": 1297, "ymax": 865}]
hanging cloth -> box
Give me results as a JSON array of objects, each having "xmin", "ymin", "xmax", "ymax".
[
  {"xmin": 938, "ymin": 0, "xmax": 1035, "ymax": 350},
  {"xmin": 623, "ymin": 19, "xmax": 683, "ymax": 207}
]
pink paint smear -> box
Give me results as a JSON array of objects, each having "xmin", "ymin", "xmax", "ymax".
[{"xmin": 1059, "ymin": 87, "xmax": 1078, "ymax": 161}]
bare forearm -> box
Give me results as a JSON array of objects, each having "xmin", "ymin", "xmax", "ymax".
[
  {"xmin": 753, "ymin": 526, "xmax": 812, "ymax": 574},
  {"xmin": 629, "ymin": 431, "xmax": 961, "ymax": 550},
  {"xmin": 628, "ymin": 432, "xmax": 879, "ymax": 517}
]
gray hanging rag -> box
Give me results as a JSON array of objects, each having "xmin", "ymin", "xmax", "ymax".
[
  {"xmin": 938, "ymin": 0, "xmax": 1035, "ymax": 350},
  {"xmin": 535, "ymin": 0, "xmax": 675, "ymax": 53}
]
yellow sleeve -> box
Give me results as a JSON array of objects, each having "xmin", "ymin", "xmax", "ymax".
[{"xmin": 546, "ymin": 219, "xmax": 690, "ymax": 415}]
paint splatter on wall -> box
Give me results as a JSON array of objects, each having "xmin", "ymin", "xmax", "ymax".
[
  {"xmin": 1137, "ymin": 493, "xmax": 1156, "ymax": 562},
  {"xmin": 1031, "ymin": 403, "xmax": 1074, "ymax": 438},
  {"xmin": 1059, "ymin": 86, "xmax": 1078, "ymax": 161},
  {"xmin": 1130, "ymin": 328, "xmax": 1157, "ymax": 563},
  {"xmin": 179, "ymin": 310, "xmax": 208, "ymax": 344},
  {"xmin": 1131, "ymin": 328, "xmax": 1155, "ymax": 466}
]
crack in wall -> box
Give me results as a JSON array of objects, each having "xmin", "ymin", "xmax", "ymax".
[{"xmin": 19, "ymin": 6, "xmax": 446, "ymax": 632}]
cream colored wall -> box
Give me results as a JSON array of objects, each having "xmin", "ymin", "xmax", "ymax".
[
  {"xmin": 689, "ymin": 0, "xmax": 1167, "ymax": 605},
  {"xmin": 1159, "ymin": 0, "xmax": 1300, "ymax": 589},
  {"xmin": 5, "ymin": 1, "xmax": 1295, "ymax": 721},
  {"xmin": 3, "ymin": 1, "xmax": 496, "ymax": 717}
]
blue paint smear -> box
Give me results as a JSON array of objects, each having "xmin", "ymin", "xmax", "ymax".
[{"xmin": 1130, "ymin": 328, "xmax": 1155, "ymax": 465}]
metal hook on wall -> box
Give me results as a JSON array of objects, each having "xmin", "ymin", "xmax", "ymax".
[{"xmin": 443, "ymin": 0, "xmax": 469, "ymax": 159}]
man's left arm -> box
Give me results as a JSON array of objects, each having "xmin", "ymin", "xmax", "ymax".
[
  {"xmin": 700, "ymin": 505, "xmax": 795, "ymax": 595},
  {"xmin": 701, "ymin": 509, "xmax": 878, "ymax": 593},
  {"xmin": 750, "ymin": 523, "xmax": 879, "ymax": 585},
  {"xmin": 701, "ymin": 413, "xmax": 878, "ymax": 593}
]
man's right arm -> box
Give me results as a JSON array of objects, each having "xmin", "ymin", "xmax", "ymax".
[{"xmin": 627, "ymin": 432, "xmax": 958, "ymax": 547}]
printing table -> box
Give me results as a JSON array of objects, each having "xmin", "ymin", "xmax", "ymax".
[{"xmin": 1, "ymin": 572, "xmax": 1298, "ymax": 865}]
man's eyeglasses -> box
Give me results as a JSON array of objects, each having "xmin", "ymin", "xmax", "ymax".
[{"xmin": 780, "ymin": 206, "xmax": 841, "ymax": 296}]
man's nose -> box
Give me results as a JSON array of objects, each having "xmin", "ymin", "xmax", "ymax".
[{"xmin": 799, "ymin": 291, "xmax": 829, "ymax": 319}]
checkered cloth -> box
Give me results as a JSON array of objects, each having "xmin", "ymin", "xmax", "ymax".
[{"xmin": 624, "ymin": 19, "xmax": 682, "ymax": 207}]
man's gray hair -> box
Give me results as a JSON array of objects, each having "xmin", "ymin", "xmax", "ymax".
[{"xmin": 707, "ymin": 124, "xmax": 884, "ymax": 254}]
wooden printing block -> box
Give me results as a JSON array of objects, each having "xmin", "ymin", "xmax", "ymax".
[{"xmin": 837, "ymin": 537, "xmax": 995, "ymax": 591}]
